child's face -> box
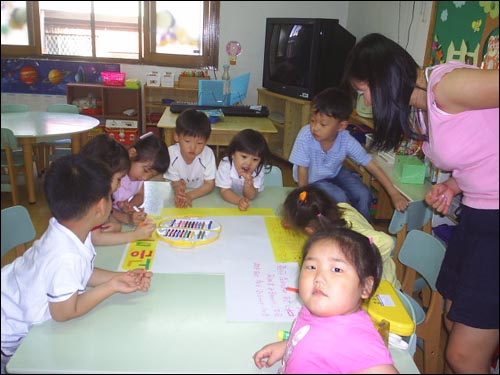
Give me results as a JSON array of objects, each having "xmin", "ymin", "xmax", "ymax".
[
  {"xmin": 232, "ymin": 151, "xmax": 261, "ymax": 177},
  {"xmin": 111, "ymin": 170, "xmax": 127, "ymax": 193},
  {"xmin": 299, "ymin": 239, "xmax": 371, "ymax": 317},
  {"xmin": 309, "ymin": 112, "xmax": 346, "ymax": 144},
  {"xmin": 175, "ymin": 133, "xmax": 207, "ymax": 164},
  {"xmin": 352, "ymin": 80, "xmax": 372, "ymax": 106},
  {"xmin": 128, "ymin": 161, "xmax": 159, "ymax": 181}
]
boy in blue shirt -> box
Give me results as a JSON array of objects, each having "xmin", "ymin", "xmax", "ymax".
[{"xmin": 289, "ymin": 87, "xmax": 407, "ymax": 220}]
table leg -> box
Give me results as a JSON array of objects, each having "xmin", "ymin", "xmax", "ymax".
[
  {"xmin": 20, "ymin": 142, "xmax": 36, "ymax": 204},
  {"xmin": 71, "ymin": 133, "xmax": 81, "ymax": 154}
]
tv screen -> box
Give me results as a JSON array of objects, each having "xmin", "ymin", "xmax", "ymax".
[
  {"xmin": 263, "ymin": 18, "xmax": 355, "ymax": 100},
  {"xmin": 268, "ymin": 23, "xmax": 313, "ymax": 88}
]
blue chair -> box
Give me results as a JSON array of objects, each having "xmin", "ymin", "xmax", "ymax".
[
  {"xmin": 388, "ymin": 200, "xmax": 433, "ymax": 281},
  {"xmin": 1, "ymin": 205, "xmax": 36, "ymax": 260},
  {"xmin": 1, "ymin": 128, "xmax": 25, "ymax": 205},
  {"xmin": 397, "ymin": 230, "xmax": 446, "ymax": 374},
  {"xmin": 264, "ymin": 165, "xmax": 283, "ymax": 187},
  {"xmin": 1, "ymin": 104, "xmax": 28, "ymax": 113}
]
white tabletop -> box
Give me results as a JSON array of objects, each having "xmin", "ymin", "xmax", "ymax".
[
  {"xmin": 1, "ymin": 111, "xmax": 99, "ymax": 140},
  {"xmin": 6, "ymin": 184, "xmax": 420, "ymax": 374}
]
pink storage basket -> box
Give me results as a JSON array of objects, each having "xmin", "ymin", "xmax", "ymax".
[{"xmin": 101, "ymin": 71, "xmax": 126, "ymax": 86}]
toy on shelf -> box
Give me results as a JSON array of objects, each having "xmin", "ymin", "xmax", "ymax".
[{"xmin": 156, "ymin": 217, "xmax": 221, "ymax": 248}]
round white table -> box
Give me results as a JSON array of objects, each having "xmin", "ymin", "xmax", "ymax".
[{"xmin": 1, "ymin": 111, "xmax": 100, "ymax": 203}]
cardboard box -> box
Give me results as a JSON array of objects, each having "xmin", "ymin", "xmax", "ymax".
[
  {"xmin": 178, "ymin": 76, "xmax": 210, "ymax": 89},
  {"xmin": 394, "ymin": 155, "xmax": 426, "ymax": 184}
]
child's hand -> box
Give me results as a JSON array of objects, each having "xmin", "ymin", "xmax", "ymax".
[
  {"xmin": 174, "ymin": 189, "xmax": 193, "ymax": 208},
  {"xmin": 241, "ymin": 172, "xmax": 254, "ymax": 186},
  {"xmin": 390, "ymin": 191, "xmax": 409, "ymax": 212},
  {"xmin": 253, "ymin": 341, "xmax": 287, "ymax": 369},
  {"xmin": 117, "ymin": 200, "xmax": 134, "ymax": 214},
  {"xmin": 112, "ymin": 269, "xmax": 153, "ymax": 293},
  {"xmin": 238, "ymin": 197, "xmax": 250, "ymax": 211},
  {"xmin": 133, "ymin": 220, "xmax": 156, "ymax": 240},
  {"xmin": 129, "ymin": 208, "xmax": 147, "ymax": 226}
]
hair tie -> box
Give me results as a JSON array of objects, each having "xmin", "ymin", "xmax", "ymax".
[
  {"xmin": 140, "ymin": 131, "xmax": 154, "ymax": 139},
  {"xmin": 368, "ymin": 236, "xmax": 374, "ymax": 245},
  {"xmin": 316, "ymin": 212, "xmax": 322, "ymax": 218},
  {"xmin": 298, "ymin": 191, "xmax": 307, "ymax": 203}
]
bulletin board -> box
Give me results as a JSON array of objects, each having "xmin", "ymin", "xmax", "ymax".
[{"xmin": 424, "ymin": 1, "xmax": 499, "ymax": 68}]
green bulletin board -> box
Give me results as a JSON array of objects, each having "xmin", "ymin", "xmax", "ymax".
[{"xmin": 424, "ymin": 1, "xmax": 499, "ymax": 68}]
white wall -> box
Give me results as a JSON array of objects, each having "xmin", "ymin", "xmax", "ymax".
[{"xmin": 2, "ymin": 1, "xmax": 433, "ymax": 107}]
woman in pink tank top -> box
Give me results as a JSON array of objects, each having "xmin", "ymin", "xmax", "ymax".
[{"xmin": 344, "ymin": 33, "xmax": 499, "ymax": 374}]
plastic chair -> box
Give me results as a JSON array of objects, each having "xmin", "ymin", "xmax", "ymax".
[
  {"xmin": 398, "ymin": 230, "xmax": 446, "ymax": 374},
  {"xmin": 1, "ymin": 205, "xmax": 36, "ymax": 260},
  {"xmin": 1, "ymin": 128, "xmax": 25, "ymax": 205},
  {"xmin": 1, "ymin": 104, "xmax": 28, "ymax": 113},
  {"xmin": 264, "ymin": 165, "xmax": 283, "ymax": 187},
  {"xmin": 388, "ymin": 200, "xmax": 433, "ymax": 281},
  {"xmin": 43, "ymin": 103, "xmax": 80, "ymax": 169}
]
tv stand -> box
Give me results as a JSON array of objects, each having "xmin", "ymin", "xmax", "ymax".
[{"xmin": 257, "ymin": 88, "xmax": 311, "ymax": 160}]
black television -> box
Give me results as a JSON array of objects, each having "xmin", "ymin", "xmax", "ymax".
[{"xmin": 262, "ymin": 18, "xmax": 355, "ymax": 100}]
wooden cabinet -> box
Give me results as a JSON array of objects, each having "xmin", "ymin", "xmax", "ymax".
[
  {"xmin": 257, "ymin": 88, "xmax": 311, "ymax": 160},
  {"xmin": 143, "ymin": 84, "xmax": 198, "ymax": 134},
  {"xmin": 66, "ymin": 83, "xmax": 142, "ymax": 128}
]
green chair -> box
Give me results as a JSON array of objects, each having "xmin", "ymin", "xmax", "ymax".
[
  {"xmin": 1, "ymin": 205, "xmax": 36, "ymax": 260},
  {"xmin": 43, "ymin": 103, "xmax": 80, "ymax": 169},
  {"xmin": 264, "ymin": 165, "xmax": 283, "ymax": 187},
  {"xmin": 388, "ymin": 200, "xmax": 433, "ymax": 281},
  {"xmin": 1, "ymin": 128, "xmax": 25, "ymax": 205},
  {"xmin": 397, "ymin": 230, "xmax": 446, "ymax": 374},
  {"xmin": 1, "ymin": 104, "xmax": 28, "ymax": 113}
]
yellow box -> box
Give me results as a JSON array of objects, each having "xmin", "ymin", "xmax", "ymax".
[
  {"xmin": 363, "ymin": 280, "xmax": 415, "ymax": 337},
  {"xmin": 178, "ymin": 76, "xmax": 210, "ymax": 89}
]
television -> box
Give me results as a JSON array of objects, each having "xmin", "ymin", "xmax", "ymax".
[{"xmin": 262, "ymin": 18, "xmax": 355, "ymax": 100}]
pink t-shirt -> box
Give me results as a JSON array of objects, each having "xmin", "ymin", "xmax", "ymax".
[
  {"xmin": 279, "ymin": 307, "xmax": 393, "ymax": 374},
  {"xmin": 423, "ymin": 61, "xmax": 499, "ymax": 209},
  {"xmin": 112, "ymin": 174, "xmax": 143, "ymax": 210}
]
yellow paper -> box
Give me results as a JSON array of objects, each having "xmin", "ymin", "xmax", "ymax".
[
  {"xmin": 264, "ymin": 216, "xmax": 307, "ymax": 263},
  {"xmin": 121, "ymin": 239, "xmax": 158, "ymax": 270}
]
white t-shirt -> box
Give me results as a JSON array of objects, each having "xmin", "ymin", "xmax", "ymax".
[
  {"xmin": 164, "ymin": 143, "xmax": 216, "ymax": 189},
  {"xmin": 1, "ymin": 218, "xmax": 95, "ymax": 356},
  {"xmin": 215, "ymin": 156, "xmax": 265, "ymax": 195}
]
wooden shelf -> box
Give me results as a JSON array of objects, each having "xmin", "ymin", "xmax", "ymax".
[
  {"xmin": 257, "ymin": 88, "xmax": 311, "ymax": 160},
  {"xmin": 66, "ymin": 83, "xmax": 141, "ymax": 128}
]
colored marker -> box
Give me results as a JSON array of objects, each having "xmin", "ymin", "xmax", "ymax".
[
  {"xmin": 286, "ymin": 287, "xmax": 299, "ymax": 293},
  {"xmin": 277, "ymin": 330, "xmax": 290, "ymax": 341}
]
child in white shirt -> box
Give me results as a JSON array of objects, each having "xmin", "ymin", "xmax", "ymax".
[
  {"xmin": 215, "ymin": 129, "xmax": 271, "ymax": 211},
  {"xmin": 164, "ymin": 109, "xmax": 216, "ymax": 207}
]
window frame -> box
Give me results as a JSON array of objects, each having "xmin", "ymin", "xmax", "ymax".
[{"xmin": 1, "ymin": 1, "xmax": 219, "ymax": 69}]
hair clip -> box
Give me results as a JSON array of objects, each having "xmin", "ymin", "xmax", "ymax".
[
  {"xmin": 316, "ymin": 212, "xmax": 322, "ymax": 218},
  {"xmin": 368, "ymin": 236, "xmax": 374, "ymax": 245},
  {"xmin": 298, "ymin": 191, "xmax": 307, "ymax": 203},
  {"xmin": 140, "ymin": 131, "xmax": 154, "ymax": 139}
]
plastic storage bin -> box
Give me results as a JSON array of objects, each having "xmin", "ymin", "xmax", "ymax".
[{"xmin": 101, "ymin": 71, "xmax": 126, "ymax": 86}]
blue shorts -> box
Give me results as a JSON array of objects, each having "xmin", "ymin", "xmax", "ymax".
[{"xmin": 436, "ymin": 205, "xmax": 499, "ymax": 329}]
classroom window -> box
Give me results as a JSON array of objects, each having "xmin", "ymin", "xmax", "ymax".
[{"xmin": 1, "ymin": 1, "xmax": 219, "ymax": 69}]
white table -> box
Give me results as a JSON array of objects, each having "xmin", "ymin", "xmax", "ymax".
[
  {"xmin": 6, "ymin": 184, "xmax": 420, "ymax": 374},
  {"xmin": 1, "ymin": 111, "xmax": 99, "ymax": 203}
]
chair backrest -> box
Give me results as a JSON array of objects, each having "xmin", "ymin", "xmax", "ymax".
[
  {"xmin": 1, "ymin": 127, "xmax": 18, "ymax": 150},
  {"xmin": 1, "ymin": 104, "xmax": 28, "ymax": 113},
  {"xmin": 388, "ymin": 200, "xmax": 433, "ymax": 235},
  {"xmin": 46, "ymin": 103, "xmax": 79, "ymax": 114},
  {"xmin": 264, "ymin": 165, "xmax": 283, "ymax": 187},
  {"xmin": 1, "ymin": 205, "xmax": 36, "ymax": 259},
  {"xmin": 398, "ymin": 230, "xmax": 446, "ymax": 293}
]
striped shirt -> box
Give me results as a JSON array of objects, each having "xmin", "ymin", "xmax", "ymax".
[{"xmin": 289, "ymin": 125, "xmax": 372, "ymax": 183}]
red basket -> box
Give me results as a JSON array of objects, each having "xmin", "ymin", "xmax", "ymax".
[{"xmin": 101, "ymin": 71, "xmax": 126, "ymax": 86}]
